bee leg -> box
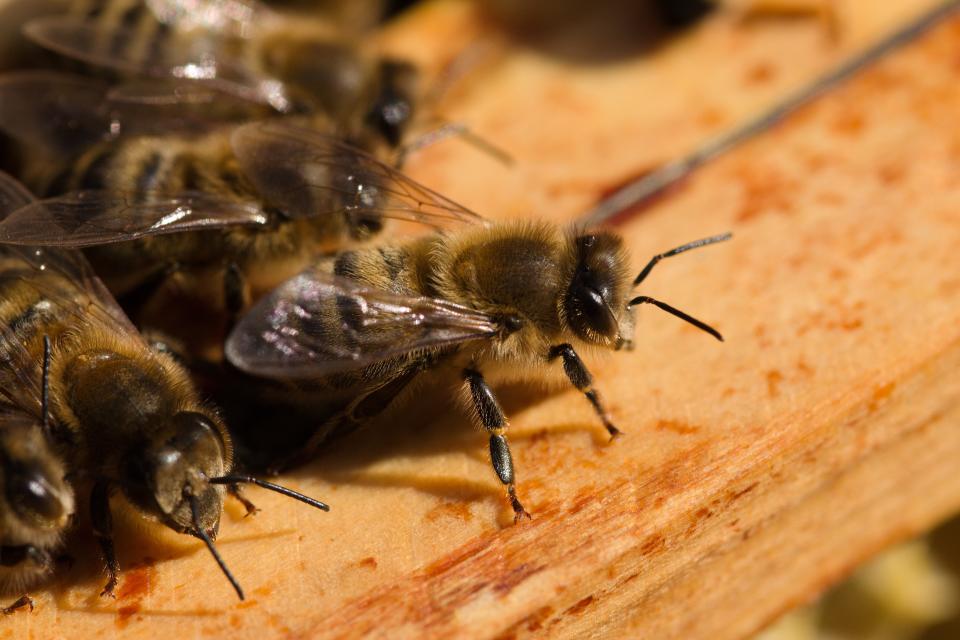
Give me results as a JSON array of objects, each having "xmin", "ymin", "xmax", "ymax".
[
  {"xmin": 463, "ymin": 368, "xmax": 531, "ymax": 522},
  {"xmin": 90, "ymin": 480, "xmax": 120, "ymax": 598},
  {"xmin": 548, "ymin": 344, "xmax": 622, "ymax": 440},
  {"xmin": 224, "ymin": 262, "xmax": 248, "ymax": 326},
  {"xmin": 2, "ymin": 596, "xmax": 34, "ymax": 615},
  {"xmin": 228, "ymin": 484, "xmax": 260, "ymax": 517}
]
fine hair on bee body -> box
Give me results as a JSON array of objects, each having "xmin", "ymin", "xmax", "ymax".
[
  {"xmin": 0, "ymin": 171, "xmax": 329, "ymax": 604},
  {"xmin": 226, "ymin": 149, "xmax": 730, "ymax": 520}
]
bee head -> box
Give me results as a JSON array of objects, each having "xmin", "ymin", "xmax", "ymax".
[
  {"xmin": 365, "ymin": 59, "xmax": 418, "ymax": 148},
  {"xmin": 124, "ymin": 411, "xmax": 228, "ymax": 537},
  {"xmin": 0, "ymin": 419, "xmax": 74, "ymax": 535},
  {"xmin": 564, "ymin": 232, "xmax": 634, "ymax": 348}
]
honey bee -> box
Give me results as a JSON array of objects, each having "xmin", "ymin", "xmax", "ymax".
[
  {"xmin": 221, "ymin": 130, "xmax": 730, "ymax": 519},
  {"xmin": 18, "ymin": 0, "xmax": 423, "ymax": 143},
  {"xmin": 0, "ymin": 170, "xmax": 329, "ymax": 601}
]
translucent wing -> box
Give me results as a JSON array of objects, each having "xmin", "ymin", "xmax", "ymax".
[
  {"xmin": 0, "ymin": 173, "xmax": 142, "ymax": 411},
  {"xmin": 231, "ymin": 121, "xmax": 488, "ymax": 228},
  {"xmin": 0, "ymin": 72, "xmax": 265, "ymax": 157},
  {"xmin": 0, "ymin": 191, "xmax": 268, "ymax": 247},
  {"xmin": 226, "ymin": 267, "xmax": 500, "ymax": 379},
  {"xmin": 0, "ymin": 171, "xmax": 34, "ymax": 216},
  {"xmin": 0, "ymin": 71, "xmax": 114, "ymax": 156},
  {"xmin": 23, "ymin": 15, "xmax": 291, "ymax": 111}
]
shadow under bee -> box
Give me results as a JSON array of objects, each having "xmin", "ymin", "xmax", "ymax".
[{"xmin": 262, "ymin": 378, "xmax": 607, "ymax": 508}]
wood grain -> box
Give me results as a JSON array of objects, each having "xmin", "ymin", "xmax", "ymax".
[{"xmin": 3, "ymin": 1, "xmax": 958, "ymax": 639}]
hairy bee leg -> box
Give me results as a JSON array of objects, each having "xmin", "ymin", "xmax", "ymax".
[
  {"xmin": 463, "ymin": 368, "xmax": 531, "ymax": 522},
  {"xmin": 228, "ymin": 484, "xmax": 260, "ymax": 517},
  {"xmin": 2, "ymin": 596, "xmax": 33, "ymax": 615},
  {"xmin": 90, "ymin": 480, "xmax": 120, "ymax": 598},
  {"xmin": 548, "ymin": 344, "xmax": 622, "ymax": 440}
]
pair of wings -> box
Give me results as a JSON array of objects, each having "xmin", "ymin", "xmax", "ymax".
[
  {"xmin": 0, "ymin": 172, "xmax": 143, "ymax": 416},
  {"xmin": 24, "ymin": 0, "xmax": 298, "ymax": 112},
  {"xmin": 0, "ymin": 98, "xmax": 486, "ymax": 246}
]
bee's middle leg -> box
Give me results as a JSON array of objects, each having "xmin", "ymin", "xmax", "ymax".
[
  {"xmin": 548, "ymin": 344, "xmax": 622, "ymax": 440},
  {"xmin": 90, "ymin": 480, "xmax": 120, "ymax": 598},
  {"xmin": 463, "ymin": 368, "xmax": 531, "ymax": 522}
]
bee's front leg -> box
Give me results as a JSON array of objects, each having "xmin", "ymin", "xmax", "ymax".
[
  {"xmin": 463, "ymin": 368, "xmax": 531, "ymax": 523},
  {"xmin": 548, "ymin": 344, "xmax": 622, "ymax": 440},
  {"xmin": 227, "ymin": 484, "xmax": 260, "ymax": 517},
  {"xmin": 90, "ymin": 480, "xmax": 120, "ymax": 598}
]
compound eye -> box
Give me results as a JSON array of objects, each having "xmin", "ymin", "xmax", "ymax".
[
  {"xmin": 579, "ymin": 286, "xmax": 618, "ymax": 337},
  {"xmin": 9, "ymin": 467, "xmax": 65, "ymax": 525}
]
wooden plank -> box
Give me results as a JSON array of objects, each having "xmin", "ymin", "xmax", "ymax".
[{"xmin": 4, "ymin": 1, "xmax": 958, "ymax": 639}]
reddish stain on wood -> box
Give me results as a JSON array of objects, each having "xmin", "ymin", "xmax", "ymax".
[
  {"xmin": 640, "ymin": 534, "xmax": 666, "ymax": 556},
  {"xmin": 655, "ymin": 420, "xmax": 700, "ymax": 435},
  {"xmin": 564, "ymin": 595, "xmax": 595, "ymax": 616},
  {"xmin": 116, "ymin": 605, "xmax": 140, "ymax": 628},
  {"xmin": 115, "ymin": 560, "xmax": 156, "ymax": 628},
  {"xmin": 493, "ymin": 563, "xmax": 547, "ymax": 596},
  {"xmin": 766, "ymin": 370, "xmax": 784, "ymax": 397},
  {"xmin": 734, "ymin": 165, "xmax": 796, "ymax": 221},
  {"xmin": 357, "ymin": 557, "xmax": 378, "ymax": 570},
  {"xmin": 568, "ymin": 489, "xmax": 594, "ymax": 515},
  {"xmin": 745, "ymin": 62, "xmax": 776, "ymax": 85}
]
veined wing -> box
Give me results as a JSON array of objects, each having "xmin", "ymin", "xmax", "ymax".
[
  {"xmin": 0, "ymin": 71, "xmax": 114, "ymax": 156},
  {"xmin": 231, "ymin": 121, "xmax": 488, "ymax": 228},
  {"xmin": 225, "ymin": 267, "xmax": 500, "ymax": 379},
  {"xmin": 0, "ymin": 71, "xmax": 266, "ymax": 156},
  {"xmin": 0, "ymin": 191, "xmax": 268, "ymax": 247},
  {"xmin": 0, "ymin": 173, "xmax": 141, "ymax": 410}
]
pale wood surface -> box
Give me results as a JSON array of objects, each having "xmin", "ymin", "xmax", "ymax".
[{"xmin": 3, "ymin": 1, "xmax": 958, "ymax": 639}]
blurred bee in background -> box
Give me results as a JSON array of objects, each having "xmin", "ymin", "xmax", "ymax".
[
  {"xmin": 0, "ymin": 170, "xmax": 329, "ymax": 603},
  {"xmin": 0, "ymin": 412, "xmax": 75, "ymax": 615},
  {"xmin": 222, "ymin": 123, "xmax": 730, "ymax": 517},
  {"xmin": 16, "ymin": 0, "xmax": 426, "ymax": 145},
  {"xmin": 0, "ymin": 171, "xmax": 74, "ymax": 616}
]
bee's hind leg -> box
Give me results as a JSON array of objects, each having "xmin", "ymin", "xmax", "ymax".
[
  {"xmin": 463, "ymin": 368, "xmax": 531, "ymax": 523},
  {"xmin": 548, "ymin": 344, "xmax": 622, "ymax": 440},
  {"xmin": 2, "ymin": 596, "xmax": 34, "ymax": 615}
]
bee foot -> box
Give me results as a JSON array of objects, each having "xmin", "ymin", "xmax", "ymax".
[
  {"xmin": 3, "ymin": 596, "xmax": 34, "ymax": 615},
  {"xmin": 512, "ymin": 507, "xmax": 532, "ymax": 524},
  {"xmin": 100, "ymin": 577, "xmax": 118, "ymax": 599},
  {"xmin": 228, "ymin": 484, "xmax": 260, "ymax": 517},
  {"xmin": 607, "ymin": 426, "xmax": 624, "ymax": 442},
  {"xmin": 509, "ymin": 492, "xmax": 532, "ymax": 523}
]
